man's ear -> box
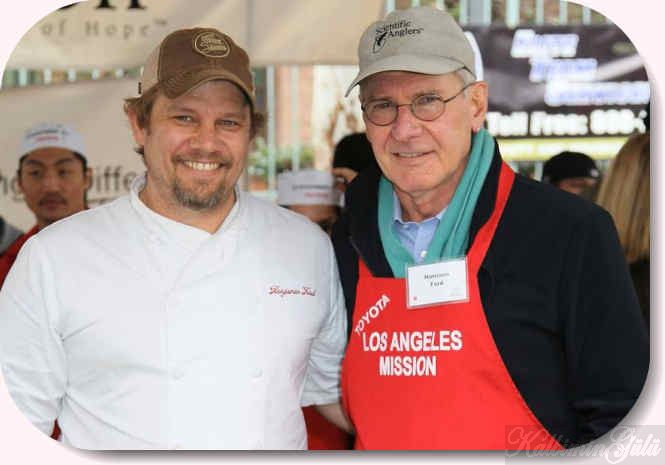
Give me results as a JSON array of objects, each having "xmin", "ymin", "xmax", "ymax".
[
  {"xmin": 84, "ymin": 167, "xmax": 93, "ymax": 191},
  {"xmin": 468, "ymin": 81, "xmax": 489, "ymax": 132},
  {"xmin": 16, "ymin": 169, "xmax": 24, "ymax": 193},
  {"xmin": 126, "ymin": 107, "xmax": 147, "ymax": 149}
]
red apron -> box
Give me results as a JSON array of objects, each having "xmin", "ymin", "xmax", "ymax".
[
  {"xmin": 341, "ymin": 163, "xmax": 563, "ymax": 450},
  {"xmin": 302, "ymin": 406, "xmax": 352, "ymax": 450}
]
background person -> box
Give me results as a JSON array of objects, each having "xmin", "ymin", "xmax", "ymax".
[
  {"xmin": 277, "ymin": 168, "xmax": 351, "ymax": 450},
  {"xmin": 333, "ymin": 6, "xmax": 647, "ymax": 450},
  {"xmin": 332, "ymin": 132, "xmax": 376, "ymax": 194},
  {"xmin": 596, "ymin": 132, "xmax": 650, "ymax": 327},
  {"xmin": 0, "ymin": 122, "xmax": 91, "ymax": 288},
  {"xmin": 541, "ymin": 151, "xmax": 600, "ymax": 197},
  {"xmin": 0, "ymin": 27, "xmax": 349, "ymax": 450}
]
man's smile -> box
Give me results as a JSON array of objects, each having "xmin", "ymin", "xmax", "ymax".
[{"xmin": 181, "ymin": 160, "xmax": 224, "ymax": 171}]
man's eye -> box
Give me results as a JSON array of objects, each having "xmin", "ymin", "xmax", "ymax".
[
  {"xmin": 220, "ymin": 120, "xmax": 240, "ymax": 128},
  {"xmin": 371, "ymin": 101, "xmax": 394, "ymax": 111},
  {"xmin": 27, "ymin": 171, "xmax": 42, "ymax": 177},
  {"xmin": 417, "ymin": 95, "xmax": 441, "ymax": 105},
  {"xmin": 174, "ymin": 115, "xmax": 194, "ymax": 123}
]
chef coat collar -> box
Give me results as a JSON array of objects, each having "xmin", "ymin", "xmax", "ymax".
[{"xmin": 129, "ymin": 172, "xmax": 243, "ymax": 247}]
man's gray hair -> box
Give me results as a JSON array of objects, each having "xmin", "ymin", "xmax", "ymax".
[
  {"xmin": 359, "ymin": 68, "xmax": 476, "ymax": 100},
  {"xmin": 456, "ymin": 68, "xmax": 476, "ymax": 87}
]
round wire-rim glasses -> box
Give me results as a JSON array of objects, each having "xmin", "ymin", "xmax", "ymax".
[{"xmin": 361, "ymin": 83, "xmax": 472, "ymax": 126}]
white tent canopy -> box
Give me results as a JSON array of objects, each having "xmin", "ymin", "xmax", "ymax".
[
  {"xmin": 6, "ymin": 0, "xmax": 386, "ymax": 69},
  {"xmin": 0, "ymin": 0, "xmax": 385, "ymax": 229}
]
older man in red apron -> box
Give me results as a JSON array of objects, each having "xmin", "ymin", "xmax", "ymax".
[{"xmin": 332, "ymin": 6, "xmax": 648, "ymax": 450}]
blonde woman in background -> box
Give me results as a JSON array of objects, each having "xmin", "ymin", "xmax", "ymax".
[{"xmin": 597, "ymin": 133, "xmax": 650, "ymax": 327}]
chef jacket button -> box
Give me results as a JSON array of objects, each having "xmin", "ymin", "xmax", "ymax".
[
  {"xmin": 251, "ymin": 368, "xmax": 263, "ymax": 378},
  {"xmin": 172, "ymin": 368, "xmax": 185, "ymax": 380}
]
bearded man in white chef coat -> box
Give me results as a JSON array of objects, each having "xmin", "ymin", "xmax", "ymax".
[{"xmin": 0, "ymin": 27, "xmax": 350, "ymax": 450}]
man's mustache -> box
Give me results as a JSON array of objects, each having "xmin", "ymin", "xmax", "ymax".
[{"xmin": 38, "ymin": 194, "xmax": 67, "ymax": 205}]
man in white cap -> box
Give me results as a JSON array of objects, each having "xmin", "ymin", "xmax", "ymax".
[
  {"xmin": 333, "ymin": 6, "xmax": 647, "ymax": 450},
  {"xmin": 0, "ymin": 27, "xmax": 349, "ymax": 449},
  {"xmin": 277, "ymin": 169, "xmax": 341, "ymax": 235},
  {"xmin": 0, "ymin": 122, "xmax": 91, "ymax": 289}
]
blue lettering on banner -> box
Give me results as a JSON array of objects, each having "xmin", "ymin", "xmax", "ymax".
[
  {"xmin": 545, "ymin": 81, "xmax": 650, "ymax": 106},
  {"xmin": 529, "ymin": 58, "xmax": 598, "ymax": 82},
  {"xmin": 511, "ymin": 29, "xmax": 579, "ymax": 58}
]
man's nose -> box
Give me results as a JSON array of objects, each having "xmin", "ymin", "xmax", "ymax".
[
  {"xmin": 40, "ymin": 169, "xmax": 61, "ymax": 191},
  {"xmin": 190, "ymin": 122, "xmax": 219, "ymax": 152},
  {"xmin": 390, "ymin": 105, "xmax": 423, "ymax": 141}
]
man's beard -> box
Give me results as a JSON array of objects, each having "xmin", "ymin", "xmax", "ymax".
[{"xmin": 173, "ymin": 178, "xmax": 230, "ymax": 211}]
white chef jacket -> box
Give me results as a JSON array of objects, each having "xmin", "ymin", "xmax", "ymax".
[{"xmin": 0, "ymin": 174, "xmax": 347, "ymax": 450}]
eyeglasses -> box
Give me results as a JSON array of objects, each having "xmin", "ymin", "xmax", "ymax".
[{"xmin": 361, "ymin": 84, "xmax": 471, "ymax": 126}]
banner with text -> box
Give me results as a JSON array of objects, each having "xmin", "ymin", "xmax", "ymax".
[
  {"xmin": 6, "ymin": 0, "xmax": 385, "ymax": 69},
  {"xmin": 466, "ymin": 24, "xmax": 649, "ymax": 160}
]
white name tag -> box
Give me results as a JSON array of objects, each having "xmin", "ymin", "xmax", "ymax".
[{"xmin": 406, "ymin": 257, "xmax": 469, "ymax": 309}]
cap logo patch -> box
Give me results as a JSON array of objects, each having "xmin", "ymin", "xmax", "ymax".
[
  {"xmin": 373, "ymin": 20, "xmax": 424, "ymax": 53},
  {"xmin": 193, "ymin": 31, "xmax": 230, "ymax": 58}
]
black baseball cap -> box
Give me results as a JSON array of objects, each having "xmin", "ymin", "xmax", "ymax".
[
  {"xmin": 333, "ymin": 133, "xmax": 375, "ymax": 173},
  {"xmin": 542, "ymin": 151, "xmax": 600, "ymax": 185}
]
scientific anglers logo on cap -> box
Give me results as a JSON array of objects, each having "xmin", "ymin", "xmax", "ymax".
[
  {"xmin": 373, "ymin": 30, "xmax": 389, "ymax": 53},
  {"xmin": 372, "ymin": 20, "xmax": 424, "ymax": 53},
  {"xmin": 193, "ymin": 31, "xmax": 230, "ymax": 58}
]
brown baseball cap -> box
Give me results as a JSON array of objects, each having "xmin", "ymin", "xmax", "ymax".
[{"xmin": 139, "ymin": 27, "xmax": 255, "ymax": 106}]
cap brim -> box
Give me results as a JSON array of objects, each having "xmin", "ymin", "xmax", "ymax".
[
  {"xmin": 344, "ymin": 55, "xmax": 469, "ymax": 97},
  {"xmin": 162, "ymin": 68, "xmax": 255, "ymax": 107},
  {"xmin": 20, "ymin": 142, "xmax": 83, "ymax": 159}
]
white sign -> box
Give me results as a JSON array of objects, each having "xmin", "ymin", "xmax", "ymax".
[{"xmin": 406, "ymin": 258, "xmax": 469, "ymax": 309}]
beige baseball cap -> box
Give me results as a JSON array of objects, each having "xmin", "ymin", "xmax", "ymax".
[
  {"xmin": 346, "ymin": 6, "xmax": 476, "ymax": 96},
  {"xmin": 139, "ymin": 27, "xmax": 255, "ymax": 106}
]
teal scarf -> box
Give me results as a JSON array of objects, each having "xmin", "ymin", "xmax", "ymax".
[{"xmin": 378, "ymin": 129, "xmax": 495, "ymax": 278}]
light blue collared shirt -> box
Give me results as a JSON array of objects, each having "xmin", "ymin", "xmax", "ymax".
[{"xmin": 392, "ymin": 190, "xmax": 447, "ymax": 264}]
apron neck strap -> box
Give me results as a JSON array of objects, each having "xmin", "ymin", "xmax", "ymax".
[
  {"xmin": 467, "ymin": 162, "xmax": 515, "ymax": 269},
  {"xmin": 358, "ymin": 257, "xmax": 373, "ymax": 278}
]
